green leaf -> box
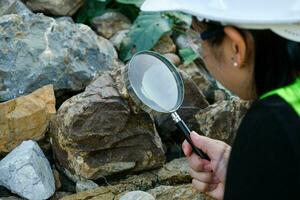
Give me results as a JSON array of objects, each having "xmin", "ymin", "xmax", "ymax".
[
  {"xmin": 164, "ymin": 11, "xmax": 192, "ymax": 26},
  {"xmin": 75, "ymin": 0, "xmax": 112, "ymax": 24},
  {"xmin": 179, "ymin": 47, "xmax": 199, "ymax": 65},
  {"xmin": 116, "ymin": 0, "xmax": 145, "ymax": 7},
  {"xmin": 119, "ymin": 12, "xmax": 174, "ymax": 61}
]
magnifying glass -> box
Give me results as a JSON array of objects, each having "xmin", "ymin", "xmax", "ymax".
[{"xmin": 123, "ymin": 50, "xmax": 210, "ymax": 161}]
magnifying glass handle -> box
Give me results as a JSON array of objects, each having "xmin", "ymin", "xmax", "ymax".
[{"xmin": 172, "ymin": 113, "xmax": 210, "ymax": 161}]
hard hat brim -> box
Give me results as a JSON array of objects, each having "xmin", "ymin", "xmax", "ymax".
[{"xmin": 141, "ymin": 0, "xmax": 300, "ymax": 42}]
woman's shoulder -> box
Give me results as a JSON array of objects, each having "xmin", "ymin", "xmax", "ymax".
[
  {"xmin": 244, "ymin": 94, "xmax": 300, "ymax": 129},
  {"xmin": 237, "ymin": 94, "xmax": 300, "ymax": 155}
]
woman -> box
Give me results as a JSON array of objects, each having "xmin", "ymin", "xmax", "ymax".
[{"xmin": 142, "ymin": 1, "xmax": 300, "ymax": 199}]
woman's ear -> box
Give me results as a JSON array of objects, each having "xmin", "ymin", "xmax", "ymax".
[{"xmin": 223, "ymin": 26, "xmax": 246, "ymax": 68}]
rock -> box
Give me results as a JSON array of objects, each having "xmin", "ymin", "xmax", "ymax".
[
  {"xmin": 153, "ymin": 34, "xmax": 177, "ymax": 54},
  {"xmin": 113, "ymin": 158, "xmax": 191, "ymax": 188},
  {"xmin": 0, "ymin": 12, "xmax": 118, "ymax": 102},
  {"xmin": 195, "ymin": 99, "xmax": 251, "ymax": 144},
  {"xmin": 59, "ymin": 158, "xmax": 206, "ymax": 200},
  {"xmin": 0, "ymin": 140, "xmax": 55, "ymax": 200},
  {"xmin": 148, "ymin": 184, "xmax": 212, "ymax": 200},
  {"xmin": 23, "ymin": 0, "xmax": 84, "ymax": 16},
  {"xmin": 0, "ymin": 197, "xmax": 23, "ymax": 200},
  {"xmin": 60, "ymin": 184, "xmax": 136, "ymax": 200},
  {"xmin": 51, "ymin": 68, "xmax": 165, "ymax": 180},
  {"xmin": 175, "ymin": 29, "xmax": 202, "ymax": 56},
  {"xmin": 53, "ymin": 169, "xmax": 62, "ymax": 190},
  {"xmin": 157, "ymin": 158, "xmax": 190, "ymax": 185},
  {"xmin": 179, "ymin": 61, "xmax": 230, "ymax": 104},
  {"xmin": 2, "ymin": 0, "xmax": 32, "ymax": 16},
  {"xmin": 92, "ymin": 11, "xmax": 131, "ymax": 39},
  {"xmin": 0, "ymin": 85, "xmax": 55, "ymax": 153},
  {"xmin": 110, "ymin": 29, "xmax": 129, "ymax": 51},
  {"xmin": 49, "ymin": 192, "xmax": 73, "ymax": 200},
  {"xmin": 76, "ymin": 180, "xmax": 98, "ymax": 193},
  {"xmin": 0, "ymin": 0, "xmax": 17, "ymax": 15},
  {"xmin": 154, "ymin": 70, "xmax": 209, "ymax": 142},
  {"xmin": 59, "ymin": 172, "xmax": 76, "ymax": 193},
  {"xmin": 164, "ymin": 53, "xmax": 181, "ymax": 66},
  {"xmin": 120, "ymin": 191, "xmax": 155, "ymax": 200}
]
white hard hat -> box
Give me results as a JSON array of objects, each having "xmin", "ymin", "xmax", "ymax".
[{"xmin": 141, "ymin": 0, "xmax": 300, "ymax": 42}]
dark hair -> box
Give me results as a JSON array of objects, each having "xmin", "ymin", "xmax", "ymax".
[{"xmin": 200, "ymin": 21, "xmax": 300, "ymax": 98}]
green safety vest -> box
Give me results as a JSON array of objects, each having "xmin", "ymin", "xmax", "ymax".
[{"xmin": 260, "ymin": 78, "xmax": 300, "ymax": 117}]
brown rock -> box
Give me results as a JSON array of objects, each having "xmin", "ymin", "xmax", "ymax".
[
  {"xmin": 153, "ymin": 35, "xmax": 177, "ymax": 54},
  {"xmin": 50, "ymin": 192, "xmax": 73, "ymax": 200},
  {"xmin": 0, "ymin": 85, "xmax": 55, "ymax": 153},
  {"xmin": 154, "ymin": 70, "xmax": 209, "ymax": 140},
  {"xmin": 51, "ymin": 69, "xmax": 165, "ymax": 180},
  {"xmin": 179, "ymin": 61, "xmax": 230, "ymax": 104},
  {"xmin": 164, "ymin": 53, "xmax": 181, "ymax": 66},
  {"xmin": 157, "ymin": 157, "xmax": 191, "ymax": 185},
  {"xmin": 195, "ymin": 99, "xmax": 251, "ymax": 145},
  {"xmin": 23, "ymin": 0, "xmax": 84, "ymax": 16},
  {"xmin": 59, "ymin": 157, "xmax": 210, "ymax": 200},
  {"xmin": 53, "ymin": 169, "xmax": 62, "ymax": 191},
  {"xmin": 148, "ymin": 184, "xmax": 212, "ymax": 200},
  {"xmin": 60, "ymin": 183, "xmax": 137, "ymax": 200},
  {"xmin": 92, "ymin": 12, "xmax": 131, "ymax": 39}
]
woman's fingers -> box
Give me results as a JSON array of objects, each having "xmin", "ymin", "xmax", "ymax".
[
  {"xmin": 182, "ymin": 139, "xmax": 192, "ymax": 157},
  {"xmin": 187, "ymin": 152, "xmax": 211, "ymax": 172},
  {"xmin": 192, "ymin": 179, "xmax": 218, "ymax": 193},
  {"xmin": 189, "ymin": 168, "xmax": 220, "ymax": 184}
]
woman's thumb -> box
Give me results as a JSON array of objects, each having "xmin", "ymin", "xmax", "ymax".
[{"xmin": 190, "ymin": 131, "xmax": 213, "ymax": 155}]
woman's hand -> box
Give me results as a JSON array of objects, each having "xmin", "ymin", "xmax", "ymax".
[{"xmin": 182, "ymin": 131, "xmax": 231, "ymax": 200}]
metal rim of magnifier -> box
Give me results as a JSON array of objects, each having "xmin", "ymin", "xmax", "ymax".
[{"xmin": 123, "ymin": 50, "xmax": 185, "ymax": 114}]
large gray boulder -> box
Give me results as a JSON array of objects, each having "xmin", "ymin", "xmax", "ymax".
[
  {"xmin": 0, "ymin": 11, "xmax": 118, "ymax": 102},
  {"xmin": 0, "ymin": 140, "xmax": 55, "ymax": 200}
]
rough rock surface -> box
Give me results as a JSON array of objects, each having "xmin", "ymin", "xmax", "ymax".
[
  {"xmin": 148, "ymin": 184, "xmax": 212, "ymax": 200},
  {"xmin": 0, "ymin": 197, "xmax": 23, "ymax": 200},
  {"xmin": 0, "ymin": 140, "xmax": 55, "ymax": 200},
  {"xmin": 51, "ymin": 69, "xmax": 165, "ymax": 180},
  {"xmin": 153, "ymin": 34, "xmax": 177, "ymax": 54},
  {"xmin": 154, "ymin": 71, "xmax": 209, "ymax": 140},
  {"xmin": 59, "ymin": 157, "xmax": 207, "ymax": 200},
  {"xmin": 179, "ymin": 61, "xmax": 231, "ymax": 104},
  {"xmin": 23, "ymin": 0, "xmax": 84, "ymax": 16},
  {"xmin": 157, "ymin": 157, "xmax": 190, "ymax": 185},
  {"xmin": 92, "ymin": 11, "xmax": 131, "ymax": 39},
  {"xmin": 195, "ymin": 98, "xmax": 251, "ymax": 144},
  {"xmin": 110, "ymin": 29, "xmax": 129, "ymax": 51},
  {"xmin": 76, "ymin": 180, "xmax": 98, "ymax": 193},
  {"xmin": 0, "ymin": 0, "xmax": 17, "ymax": 15},
  {"xmin": 0, "ymin": 85, "xmax": 55, "ymax": 153},
  {"xmin": 164, "ymin": 53, "xmax": 181, "ymax": 66},
  {"xmin": 0, "ymin": 12, "xmax": 118, "ymax": 102},
  {"xmin": 120, "ymin": 191, "xmax": 155, "ymax": 200}
]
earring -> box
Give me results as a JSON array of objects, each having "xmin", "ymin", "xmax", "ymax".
[{"xmin": 233, "ymin": 62, "xmax": 238, "ymax": 67}]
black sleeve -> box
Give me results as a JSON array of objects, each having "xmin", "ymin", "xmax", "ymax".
[{"xmin": 223, "ymin": 100, "xmax": 299, "ymax": 200}]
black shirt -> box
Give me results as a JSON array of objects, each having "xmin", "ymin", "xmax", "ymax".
[{"xmin": 224, "ymin": 95, "xmax": 300, "ymax": 200}]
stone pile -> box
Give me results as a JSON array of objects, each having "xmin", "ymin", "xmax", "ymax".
[{"xmin": 0, "ymin": 1, "xmax": 250, "ymax": 199}]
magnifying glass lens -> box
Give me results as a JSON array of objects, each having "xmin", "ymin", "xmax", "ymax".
[
  {"xmin": 126, "ymin": 51, "xmax": 210, "ymax": 161},
  {"xmin": 129, "ymin": 54, "xmax": 180, "ymax": 112}
]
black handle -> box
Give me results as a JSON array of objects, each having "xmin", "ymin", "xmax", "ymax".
[{"xmin": 176, "ymin": 120, "xmax": 210, "ymax": 161}]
